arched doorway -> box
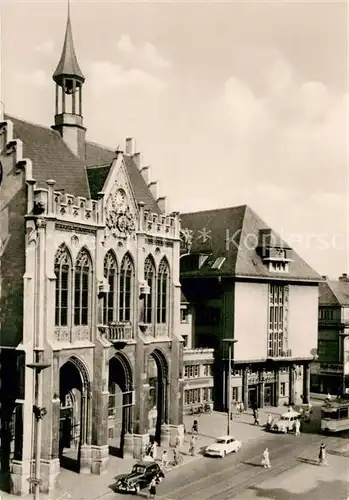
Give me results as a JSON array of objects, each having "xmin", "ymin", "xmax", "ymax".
[
  {"xmin": 108, "ymin": 353, "xmax": 133, "ymax": 458},
  {"xmin": 147, "ymin": 349, "xmax": 168, "ymax": 445},
  {"xmin": 59, "ymin": 357, "xmax": 90, "ymax": 472}
]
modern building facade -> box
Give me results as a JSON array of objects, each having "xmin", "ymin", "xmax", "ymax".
[
  {"xmin": 0, "ymin": 10, "xmax": 184, "ymax": 496},
  {"xmin": 311, "ymin": 274, "xmax": 349, "ymax": 395},
  {"xmin": 179, "ymin": 295, "xmax": 214, "ymax": 412},
  {"xmin": 180, "ymin": 206, "xmax": 321, "ymax": 412}
]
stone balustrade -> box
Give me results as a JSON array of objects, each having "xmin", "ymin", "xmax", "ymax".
[{"xmin": 104, "ymin": 322, "xmax": 134, "ymax": 341}]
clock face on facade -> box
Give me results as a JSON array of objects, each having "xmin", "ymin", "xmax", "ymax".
[{"xmin": 115, "ymin": 189, "xmax": 126, "ymax": 209}]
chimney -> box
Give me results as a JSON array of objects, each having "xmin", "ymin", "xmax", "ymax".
[
  {"xmin": 140, "ymin": 166, "xmax": 151, "ymax": 184},
  {"xmin": 157, "ymin": 196, "xmax": 168, "ymax": 214},
  {"xmin": 125, "ymin": 137, "xmax": 136, "ymax": 156},
  {"xmin": 148, "ymin": 181, "xmax": 159, "ymax": 200},
  {"xmin": 339, "ymin": 273, "xmax": 349, "ymax": 282}
]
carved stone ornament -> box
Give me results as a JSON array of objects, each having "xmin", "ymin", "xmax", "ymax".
[
  {"xmin": 105, "ymin": 187, "xmax": 136, "ymax": 237},
  {"xmin": 180, "ymin": 228, "xmax": 194, "ymax": 253}
]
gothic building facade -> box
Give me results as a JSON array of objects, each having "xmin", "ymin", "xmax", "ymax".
[{"xmin": 0, "ymin": 10, "xmax": 184, "ymax": 496}]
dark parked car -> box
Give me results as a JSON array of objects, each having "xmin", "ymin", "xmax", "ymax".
[{"xmin": 115, "ymin": 461, "xmax": 164, "ymax": 494}]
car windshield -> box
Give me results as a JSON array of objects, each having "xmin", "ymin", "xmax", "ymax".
[
  {"xmin": 132, "ymin": 465, "xmax": 146, "ymax": 474},
  {"xmin": 216, "ymin": 439, "xmax": 227, "ymax": 444}
]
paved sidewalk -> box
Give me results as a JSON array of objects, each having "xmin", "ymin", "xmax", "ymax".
[{"xmin": 0, "ymin": 405, "xmax": 301, "ymax": 500}]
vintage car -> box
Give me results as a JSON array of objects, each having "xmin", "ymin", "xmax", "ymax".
[
  {"xmin": 205, "ymin": 435, "xmax": 242, "ymax": 457},
  {"xmin": 270, "ymin": 410, "xmax": 301, "ymax": 433},
  {"xmin": 115, "ymin": 461, "xmax": 164, "ymax": 494}
]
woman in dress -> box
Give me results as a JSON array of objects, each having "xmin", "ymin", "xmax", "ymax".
[{"xmin": 148, "ymin": 476, "xmax": 157, "ymax": 499}]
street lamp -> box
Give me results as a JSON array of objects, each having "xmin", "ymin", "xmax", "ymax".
[
  {"xmin": 222, "ymin": 339, "xmax": 238, "ymax": 436},
  {"xmin": 27, "ymin": 352, "xmax": 51, "ymax": 500}
]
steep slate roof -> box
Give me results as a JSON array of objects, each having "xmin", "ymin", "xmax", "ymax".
[
  {"xmin": 5, "ymin": 116, "xmax": 161, "ymax": 212},
  {"xmin": 180, "ymin": 205, "xmax": 321, "ymax": 282},
  {"xmin": 6, "ymin": 115, "xmax": 90, "ymax": 198},
  {"xmin": 86, "ymin": 141, "xmax": 161, "ymax": 213},
  {"xmin": 319, "ymin": 280, "xmax": 349, "ymax": 306}
]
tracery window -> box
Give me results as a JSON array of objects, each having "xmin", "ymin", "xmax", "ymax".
[
  {"xmin": 74, "ymin": 249, "xmax": 92, "ymax": 326},
  {"xmin": 157, "ymin": 259, "xmax": 169, "ymax": 323},
  {"xmin": 103, "ymin": 252, "xmax": 118, "ymax": 324},
  {"xmin": 144, "ymin": 256, "xmax": 155, "ymax": 323},
  {"xmin": 119, "ymin": 254, "xmax": 133, "ymax": 322},
  {"xmin": 55, "ymin": 245, "xmax": 71, "ymax": 326}
]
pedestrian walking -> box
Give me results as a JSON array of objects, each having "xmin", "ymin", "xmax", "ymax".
[
  {"xmin": 189, "ymin": 435, "xmax": 196, "ymax": 456},
  {"xmin": 318, "ymin": 443, "xmax": 327, "ymax": 466},
  {"xmin": 192, "ymin": 419, "xmax": 198, "ymax": 434},
  {"xmin": 161, "ymin": 450, "xmax": 168, "ymax": 469},
  {"xmin": 294, "ymin": 418, "xmax": 301, "ymax": 436},
  {"xmin": 148, "ymin": 477, "xmax": 157, "ymax": 499},
  {"xmin": 261, "ymin": 448, "xmax": 271, "ymax": 468},
  {"xmin": 152, "ymin": 442, "xmax": 157, "ymax": 461},
  {"xmin": 253, "ymin": 409, "xmax": 260, "ymax": 425}
]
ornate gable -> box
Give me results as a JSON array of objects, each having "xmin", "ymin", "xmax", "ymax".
[{"xmin": 104, "ymin": 157, "xmax": 138, "ymax": 239}]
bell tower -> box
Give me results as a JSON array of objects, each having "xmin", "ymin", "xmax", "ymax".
[{"xmin": 52, "ymin": 2, "xmax": 86, "ymax": 159}]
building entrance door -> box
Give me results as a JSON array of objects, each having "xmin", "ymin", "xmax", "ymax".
[
  {"xmin": 248, "ymin": 386, "xmax": 258, "ymax": 408},
  {"xmin": 264, "ymin": 384, "xmax": 274, "ymax": 406}
]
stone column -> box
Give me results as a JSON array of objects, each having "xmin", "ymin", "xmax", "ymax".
[
  {"xmin": 242, "ymin": 368, "xmax": 249, "ymax": 409},
  {"xmin": 275, "ymin": 368, "xmax": 280, "ymax": 407},
  {"xmin": 80, "ymin": 386, "xmax": 92, "ymax": 474},
  {"xmin": 91, "ymin": 345, "xmax": 109, "ymax": 475},
  {"xmin": 303, "ymin": 364, "xmax": 310, "ymax": 404},
  {"xmin": 289, "ymin": 365, "xmax": 295, "ymax": 406}
]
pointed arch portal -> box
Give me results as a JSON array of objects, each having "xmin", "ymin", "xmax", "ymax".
[
  {"xmin": 108, "ymin": 353, "xmax": 133, "ymax": 458},
  {"xmin": 59, "ymin": 357, "xmax": 90, "ymax": 473},
  {"xmin": 148, "ymin": 348, "xmax": 169, "ymax": 444}
]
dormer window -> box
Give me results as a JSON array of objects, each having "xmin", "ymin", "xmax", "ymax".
[{"xmin": 257, "ymin": 229, "xmax": 292, "ymax": 273}]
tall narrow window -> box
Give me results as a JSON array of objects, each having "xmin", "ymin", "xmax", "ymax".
[
  {"xmin": 55, "ymin": 245, "xmax": 71, "ymax": 326},
  {"xmin": 157, "ymin": 259, "xmax": 169, "ymax": 324},
  {"xmin": 74, "ymin": 249, "xmax": 92, "ymax": 326},
  {"xmin": 119, "ymin": 254, "xmax": 133, "ymax": 322},
  {"xmin": 268, "ymin": 284, "xmax": 285, "ymax": 357},
  {"xmin": 103, "ymin": 252, "xmax": 117, "ymax": 324},
  {"xmin": 144, "ymin": 256, "xmax": 155, "ymax": 323}
]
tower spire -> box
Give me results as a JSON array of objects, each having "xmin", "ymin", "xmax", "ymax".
[
  {"xmin": 52, "ymin": 1, "xmax": 86, "ymax": 159},
  {"xmin": 53, "ymin": 0, "xmax": 85, "ymax": 87}
]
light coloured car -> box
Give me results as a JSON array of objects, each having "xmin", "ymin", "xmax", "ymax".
[
  {"xmin": 205, "ymin": 435, "xmax": 242, "ymax": 457},
  {"xmin": 271, "ymin": 410, "xmax": 301, "ymax": 433}
]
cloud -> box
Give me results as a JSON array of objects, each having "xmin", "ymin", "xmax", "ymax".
[
  {"xmin": 215, "ymin": 52, "xmax": 347, "ymax": 197},
  {"xmin": 116, "ymin": 34, "xmax": 171, "ymax": 70},
  {"xmin": 85, "ymin": 61, "xmax": 166, "ymax": 91},
  {"xmin": 35, "ymin": 39, "xmax": 54, "ymax": 55}
]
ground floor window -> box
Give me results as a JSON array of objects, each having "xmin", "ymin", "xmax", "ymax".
[
  {"xmin": 202, "ymin": 387, "xmax": 213, "ymax": 402},
  {"xmin": 184, "ymin": 389, "xmax": 201, "ymax": 405},
  {"xmin": 280, "ymin": 382, "xmax": 286, "ymax": 396}
]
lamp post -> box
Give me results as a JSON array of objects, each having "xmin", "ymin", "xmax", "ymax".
[
  {"xmin": 222, "ymin": 339, "xmax": 238, "ymax": 436},
  {"xmin": 27, "ymin": 352, "xmax": 50, "ymax": 500}
]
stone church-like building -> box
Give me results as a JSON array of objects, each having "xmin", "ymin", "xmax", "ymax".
[{"xmin": 0, "ymin": 9, "xmax": 184, "ymax": 496}]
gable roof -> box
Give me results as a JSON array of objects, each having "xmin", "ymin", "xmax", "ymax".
[
  {"xmin": 5, "ymin": 115, "xmax": 90, "ymax": 198},
  {"xmin": 180, "ymin": 205, "xmax": 321, "ymax": 282},
  {"xmin": 86, "ymin": 141, "xmax": 161, "ymax": 213},
  {"xmin": 319, "ymin": 280, "xmax": 349, "ymax": 306}
]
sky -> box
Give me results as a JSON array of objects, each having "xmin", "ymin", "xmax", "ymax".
[{"xmin": 1, "ymin": 0, "xmax": 348, "ymax": 278}]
